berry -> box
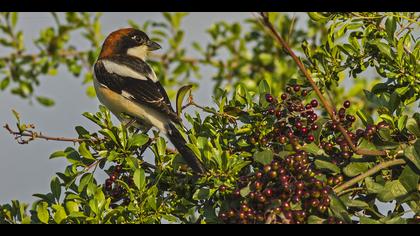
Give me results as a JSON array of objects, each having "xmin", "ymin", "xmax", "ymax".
[
  {"xmin": 115, "ymin": 165, "xmax": 122, "ymax": 173},
  {"xmin": 219, "ymin": 185, "xmax": 227, "ymax": 193},
  {"xmin": 275, "ymin": 110, "xmax": 283, "ymax": 118},
  {"xmin": 343, "ymin": 100, "xmax": 351, "ymax": 108},
  {"xmin": 265, "ymin": 94, "xmax": 274, "ymax": 103},
  {"xmin": 306, "ymin": 135, "xmax": 315, "ymax": 143},
  {"xmin": 110, "ymin": 174, "xmax": 117, "ymax": 182},
  {"xmin": 281, "ymin": 93, "xmax": 288, "ymax": 100},
  {"xmin": 311, "ymin": 124, "xmax": 319, "ymax": 130},
  {"xmin": 301, "ymin": 90, "xmax": 308, "ymax": 97},
  {"xmin": 346, "ymin": 115, "xmax": 355, "ymax": 123},
  {"xmin": 263, "ymin": 164, "xmax": 272, "ymax": 173},
  {"xmin": 310, "ymin": 99, "xmax": 318, "ymax": 108},
  {"xmin": 278, "ymin": 135, "xmax": 287, "ymax": 144},
  {"xmin": 293, "ymin": 85, "xmax": 301, "ymax": 92},
  {"xmin": 269, "ymin": 170, "xmax": 278, "ymax": 179},
  {"xmin": 268, "ymin": 107, "xmax": 275, "ymax": 115},
  {"xmin": 338, "ymin": 108, "xmax": 346, "ymax": 118},
  {"xmin": 286, "ymin": 87, "xmax": 292, "ymax": 93}
]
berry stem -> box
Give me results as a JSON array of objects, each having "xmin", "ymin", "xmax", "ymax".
[
  {"xmin": 333, "ymin": 158, "xmax": 406, "ymax": 194},
  {"xmin": 257, "ymin": 13, "xmax": 386, "ymax": 156}
]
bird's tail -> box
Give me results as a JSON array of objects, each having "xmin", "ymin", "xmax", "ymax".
[{"xmin": 166, "ymin": 123, "xmax": 206, "ymax": 174}]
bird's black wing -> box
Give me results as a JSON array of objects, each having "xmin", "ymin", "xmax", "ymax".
[{"xmin": 94, "ymin": 56, "xmax": 180, "ymax": 123}]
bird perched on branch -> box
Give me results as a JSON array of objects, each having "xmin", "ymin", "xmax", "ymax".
[{"xmin": 93, "ymin": 28, "xmax": 206, "ymax": 174}]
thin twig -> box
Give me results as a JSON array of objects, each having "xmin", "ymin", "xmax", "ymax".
[
  {"xmin": 258, "ymin": 12, "xmax": 387, "ymax": 156},
  {"xmin": 333, "ymin": 159, "xmax": 406, "ymax": 194},
  {"xmin": 336, "ymin": 187, "xmax": 365, "ymax": 197},
  {"xmin": 3, "ymin": 123, "xmax": 87, "ymax": 144}
]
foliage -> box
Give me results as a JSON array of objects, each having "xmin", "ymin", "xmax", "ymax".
[{"xmin": 1, "ymin": 12, "xmax": 419, "ymax": 224}]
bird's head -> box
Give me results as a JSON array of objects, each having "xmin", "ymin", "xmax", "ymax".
[{"xmin": 99, "ymin": 28, "xmax": 161, "ymax": 60}]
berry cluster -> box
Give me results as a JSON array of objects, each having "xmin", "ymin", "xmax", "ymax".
[
  {"xmin": 262, "ymin": 85, "xmax": 320, "ymax": 149},
  {"xmin": 103, "ymin": 165, "xmax": 131, "ymax": 206},
  {"xmin": 219, "ymin": 152, "xmax": 332, "ymax": 224},
  {"xmin": 219, "ymin": 85, "xmax": 340, "ymax": 224}
]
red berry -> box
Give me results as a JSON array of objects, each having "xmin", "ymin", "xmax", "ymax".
[
  {"xmin": 275, "ymin": 110, "xmax": 282, "ymax": 118},
  {"xmin": 269, "ymin": 170, "xmax": 278, "ymax": 179},
  {"xmin": 311, "ymin": 124, "xmax": 319, "ymax": 130},
  {"xmin": 293, "ymin": 85, "xmax": 301, "ymax": 92},
  {"xmin": 343, "ymin": 100, "xmax": 350, "ymax": 108},
  {"xmin": 281, "ymin": 94, "xmax": 288, "ymax": 100},
  {"xmin": 265, "ymin": 94, "xmax": 274, "ymax": 103},
  {"xmin": 278, "ymin": 135, "xmax": 287, "ymax": 144},
  {"xmin": 306, "ymin": 134, "xmax": 315, "ymax": 143},
  {"xmin": 311, "ymin": 99, "xmax": 318, "ymax": 107},
  {"xmin": 219, "ymin": 185, "xmax": 227, "ymax": 192},
  {"xmin": 110, "ymin": 174, "xmax": 117, "ymax": 182}
]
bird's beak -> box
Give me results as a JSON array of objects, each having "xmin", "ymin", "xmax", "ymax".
[{"xmin": 146, "ymin": 40, "xmax": 161, "ymax": 51}]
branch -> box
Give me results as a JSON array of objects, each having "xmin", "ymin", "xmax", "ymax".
[
  {"xmin": 257, "ymin": 12, "xmax": 386, "ymax": 156},
  {"xmin": 333, "ymin": 158, "xmax": 406, "ymax": 194},
  {"xmin": 3, "ymin": 123, "xmax": 87, "ymax": 144}
]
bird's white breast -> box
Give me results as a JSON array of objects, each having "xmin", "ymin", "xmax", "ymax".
[{"xmin": 93, "ymin": 76, "xmax": 168, "ymax": 133}]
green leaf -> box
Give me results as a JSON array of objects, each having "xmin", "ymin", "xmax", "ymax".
[
  {"xmin": 377, "ymin": 180, "xmax": 408, "ymax": 202},
  {"xmin": 128, "ymin": 134, "xmax": 149, "ymax": 148},
  {"xmin": 404, "ymin": 144, "xmax": 420, "ymax": 171},
  {"xmin": 176, "ymin": 85, "xmax": 193, "ymax": 117},
  {"xmin": 85, "ymin": 85, "xmax": 96, "ymax": 98},
  {"xmin": 399, "ymin": 165, "xmax": 419, "ymax": 192},
  {"xmin": 52, "ymin": 205, "xmax": 67, "ymax": 224},
  {"xmin": 378, "ymin": 127, "xmax": 392, "ymax": 141},
  {"xmin": 357, "ymin": 109, "xmax": 373, "ymax": 126},
  {"xmin": 133, "ymin": 168, "xmax": 146, "ymax": 191},
  {"xmin": 99, "ymin": 129, "xmax": 119, "ymax": 145},
  {"xmin": 385, "ymin": 16, "xmax": 396, "ymax": 38},
  {"xmin": 253, "ymin": 150, "xmax": 273, "ymax": 165},
  {"xmin": 307, "ymin": 12, "xmax": 328, "ymax": 23},
  {"xmin": 49, "ymin": 150, "xmax": 66, "ymax": 159},
  {"xmin": 240, "ymin": 184, "xmax": 251, "ymax": 197},
  {"xmin": 369, "ymin": 40, "xmax": 392, "ymax": 59},
  {"xmin": 78, "ymin": 142, "xmax": 95, "ymax": 160},
  {"xmin": 343, "ymin": 162, "xmax": 370, "ymax": 177},
  {"xmin": 397, "ymin": 115, "xmax": 408, "ymax": 131},
  {"xmin": 406, "ymin": 118, "xmax": 420, "ymax": 138},
  {"xmin": 193, "ymin": 188, "xmax": 210, "ymax": 200},
  {"xmin": 314, "ymin": 159, "xmax": 341, "ymax": 173},
  {"xmin": 359, "ymin": 216, "xmax": 380, "ymax": 224},
  {"xmin": 365, "ymin": 177, "xmax": 384, "ymax": 194},
  {"xmin": 307, "ymin": 215, "xmax": 325, "ymax": 224},
  {"xmin": 78, "ymin": 173, "xmax": 93, "ymax": 193},
  {"xmin": 65, "ymin": 201, "xmax": 79, "ymax": 213},
  {"xmin": 328, "ymin": 194, "xmax": 352, "ymax": 223},
  {"xmin": 12, "ymin": 109, "xmax": 20, "ymax": 124},
  {"xmin": 36, "ymin": 96, "xmax": 55, "ymax": 107},
  {"xmin": 302, "ymin": 143, "xmax": 325, "ymax": 156},
  {"xmin": 36, "ymin": 202, "xmax": 49, "ymax": 224},
  {"xmin": 0, "ymin": 77, "xmax": 10, "ymax": 90},
  {"xmin": 50, "ymin": 176, "xmax": 61, "ymax": 202}
]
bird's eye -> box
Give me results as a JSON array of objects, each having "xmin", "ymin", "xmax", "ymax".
[{"xmin": 131, "ymin": 36, "xmax": 138, "ymax": 41}]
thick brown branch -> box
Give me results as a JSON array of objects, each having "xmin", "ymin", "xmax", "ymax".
[
  {"xmin": 258, "ymin": 13, "xmax": 386, "ymax": 156},
  {"xmin": 333, "ymin": 158, "xmax": 406, "ymax": 194}
]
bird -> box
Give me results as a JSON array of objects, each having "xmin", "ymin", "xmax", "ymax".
[{"xmin": 93, "ymin": 28, "xmax": 206, "ymax": 174}]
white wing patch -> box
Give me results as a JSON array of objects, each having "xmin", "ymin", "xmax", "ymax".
[{"xmin": 102, "ymin": 60, "xmax": 148, "ymax": 81}]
